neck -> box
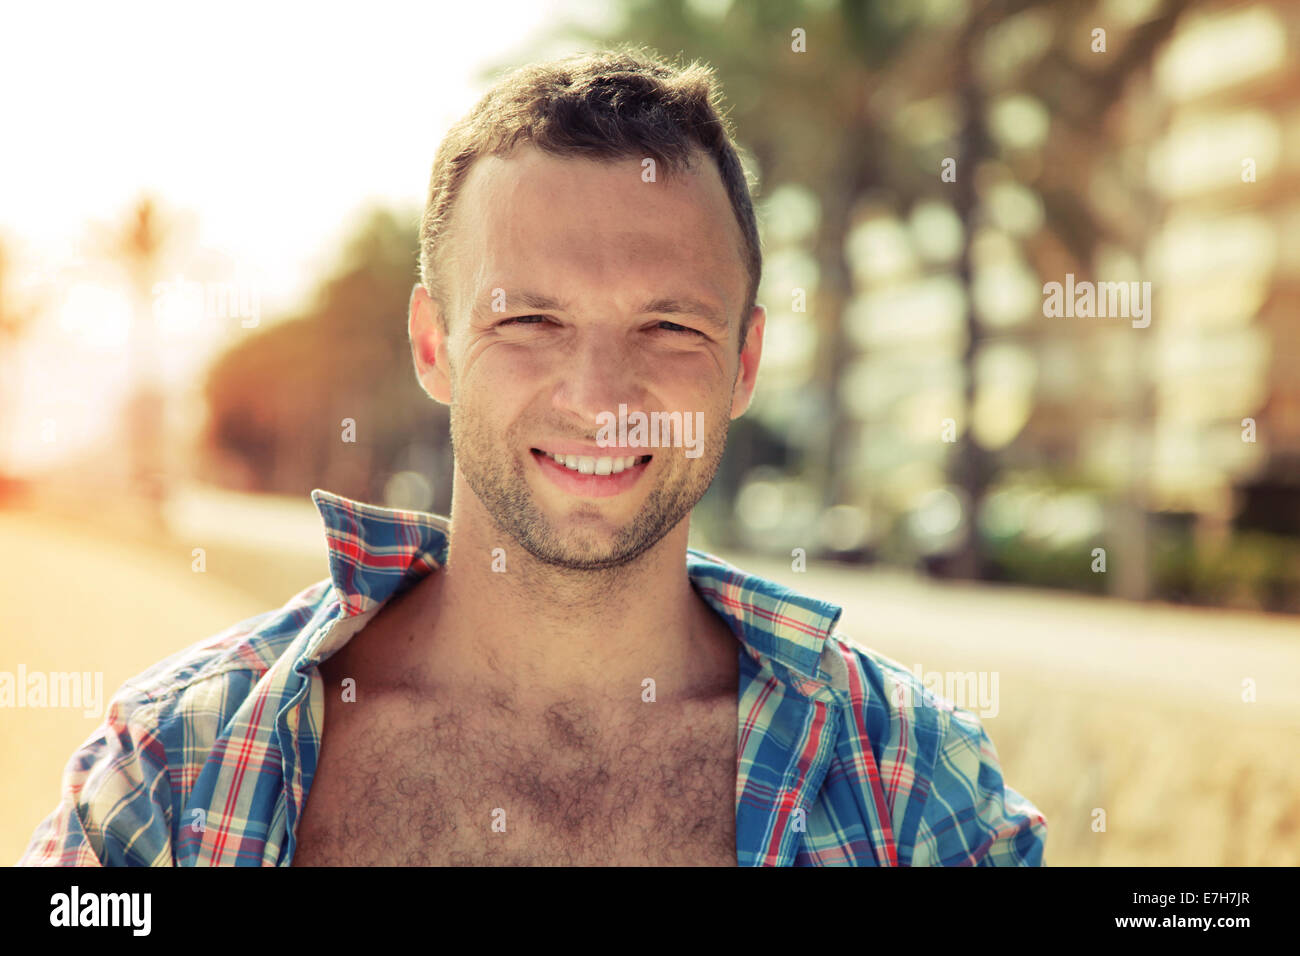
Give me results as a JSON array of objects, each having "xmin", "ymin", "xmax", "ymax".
[{"xmin": 423, "ymin": 474, "xmax": 737, "ymax": 708}]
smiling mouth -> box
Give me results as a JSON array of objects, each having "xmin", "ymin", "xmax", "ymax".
[{"xmin": 530, "ymin": 448, "xmax": 652, "ymax": 476}]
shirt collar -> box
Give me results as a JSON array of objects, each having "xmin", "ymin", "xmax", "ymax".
[{"xmin": 308, "ymin": 488, "xmax": 843, "ymax": 686}]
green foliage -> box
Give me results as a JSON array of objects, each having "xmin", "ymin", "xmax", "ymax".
[
  {"xmin": 989, "ymin": 528, "xmax": 1300, "ymax": 612},
  {"xmin": 987, "ymin": 537, "xmax": 1110, "ymax": 596},
  {"xmin": 1152, "ymin": 529, "xmax": 1300, "ymax": 614}
]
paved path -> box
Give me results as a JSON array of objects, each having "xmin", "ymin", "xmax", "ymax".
[{"xmin": 0, "ymin": 507, "xmax": 270, "ymax": 864}]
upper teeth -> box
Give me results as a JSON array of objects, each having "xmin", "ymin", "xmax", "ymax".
[{"xmin": 545, "ymin": 452, "xmax": 641, "ymax": 475}]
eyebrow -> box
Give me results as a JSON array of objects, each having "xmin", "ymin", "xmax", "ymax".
[{"xmin": 482, "ymin": 290, "xmax": 730, "ymax": 332}]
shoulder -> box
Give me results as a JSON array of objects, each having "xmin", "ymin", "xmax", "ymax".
[
  {"xmin": 821, "ymin": 634, "xmax": 1047, "ymax": 866},
  {"xmin": 17, "ymin": 577, "xmax": 337, "ymax": 866},
  {"xmin": 820, "ymin": 633, "xmax": 955, "ymax": 757},
  {"xmin": 105, "ymin": 576, "xmax": 337, "ymax": 760},
  {"xmin": 818, "ymin": 634, "xmax": 956, "ymax": 802},
  {"xmin": 126, "ymin": 577, "xmax": 334, "ymax": 702}
]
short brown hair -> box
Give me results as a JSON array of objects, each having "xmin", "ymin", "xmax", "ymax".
[{"xmin": 417, "ymin": 46, "xmax": 761, "ymax": 349}]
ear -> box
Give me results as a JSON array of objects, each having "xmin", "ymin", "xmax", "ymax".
[
  {"xmin": 729, "ymin": 303, "xmax": 765, "ymax": 419},
  {"xmin": 409, "ymin": 283, "xmax": 453, "ymax": 405}
]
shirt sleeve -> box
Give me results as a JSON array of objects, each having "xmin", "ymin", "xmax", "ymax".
[
  {"xmin": 16, "ymin": 686, "xmax": 175, "ymax": 867},
  {"xmin": 908, "ymin": 705, "xmax": 1047, "ymax": 866}
]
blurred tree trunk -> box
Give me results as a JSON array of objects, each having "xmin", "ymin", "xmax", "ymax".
[
  {"xmin": 117, "ymin": 198, "xmax": 169, "ymax": 529},
  {"xmin": 812, "ymin": 121, "xmax": 875, "ymax": 513},
  {"xmin": 947, "ymin": 11, "xmax": 995, "ymax": 581},
  {"xmin": 0, "ymin": 240, "xmax": 37, "ymax": 491}
]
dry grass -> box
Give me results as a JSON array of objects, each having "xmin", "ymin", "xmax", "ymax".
[{"xmin": 979, "ymin": 674, "xmax": 1300, "ymax": 865}]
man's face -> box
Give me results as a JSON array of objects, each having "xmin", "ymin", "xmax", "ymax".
[{"xmin": 411, "ymin": 146, "xmax": 764, "ymax": 570}]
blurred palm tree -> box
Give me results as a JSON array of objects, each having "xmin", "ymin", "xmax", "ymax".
[
  {"xmin": 0, "ymin": 238, "xmax": 39, "ymax": 500},
  {"xmin": 104, "ymin": 197, "xmax": 171, "ymax": 525},
  {"xmin": 0, "ymin": 240, "xmax": 34, "ymax": 347}
]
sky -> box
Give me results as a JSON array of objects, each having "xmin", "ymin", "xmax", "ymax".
[{"xmin": 0, "ymin": 0, "xmax": 614, "ymax": 470}]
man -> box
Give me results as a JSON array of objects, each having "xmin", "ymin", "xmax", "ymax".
[{"xmin": 20, "ymin": 48, "xmax": 1046, "ymax": 866}]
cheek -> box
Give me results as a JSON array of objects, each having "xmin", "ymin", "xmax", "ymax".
[
  {"xmin": 455, "ymin": 350, "xmax": 552, "ymax": 446},
  {"xmin": 459, "ymin": 345, "xmax": 538, "ymax": 406},
  {"xmin": 672, "ymin": 365, "xmax": 733, "ymax": 418},
  {"xmin": 467, "ymin": 342, "xmax": 556, "ymax": 387}
]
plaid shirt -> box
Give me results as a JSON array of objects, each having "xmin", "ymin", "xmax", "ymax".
[{"xmin": 19, "ymin": 489, "xmax": 1047, "ymax": 866}]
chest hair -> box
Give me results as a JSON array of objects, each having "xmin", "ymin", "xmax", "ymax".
[{"xmin": 292, "ymin": 689, "xmax": 738, "ymax": 866}]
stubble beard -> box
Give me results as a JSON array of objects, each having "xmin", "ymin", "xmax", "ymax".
[{"xmin": 450, "ymin": 397, "xmax": 731, "ymax": 572}]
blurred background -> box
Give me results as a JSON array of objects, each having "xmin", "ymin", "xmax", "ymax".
[{"xmin": 2, "ymin": 0, "xmax": 1298, "ymax": 865}]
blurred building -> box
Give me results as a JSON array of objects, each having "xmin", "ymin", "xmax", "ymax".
[
  {"xmin": 1140, "ymin": 1, "xmax": 1300, "ymax": 535},
  {"xmin": 728, "ymin": 0, "xmax": 1300, "ymax": 611}
]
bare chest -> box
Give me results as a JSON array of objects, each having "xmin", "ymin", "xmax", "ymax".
[{"xmin": 291, "ymin": 684, "xmax": 739, "ymax": 866}]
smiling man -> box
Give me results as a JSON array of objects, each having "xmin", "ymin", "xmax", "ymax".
[{"xmin": 19, "ymin": 48, "xmax": 1046, "ymax": 867}]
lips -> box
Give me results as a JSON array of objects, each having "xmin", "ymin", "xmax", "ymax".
[
  {"xmin": 531, "ymin": 448, "xmax": 652, "ymax": 475},
  {"xmin": 529, "ymin": 448, "xmax": 651, "ymax": 498}
]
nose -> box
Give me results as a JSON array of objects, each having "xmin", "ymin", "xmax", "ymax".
[{"xmin": 550, "ymin": 327, "xmax": 642, "ymax": 430}]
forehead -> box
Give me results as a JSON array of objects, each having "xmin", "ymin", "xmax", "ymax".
[{"xmin": 446, "ymin": 146, "xmax": 747, "ymax": 311}]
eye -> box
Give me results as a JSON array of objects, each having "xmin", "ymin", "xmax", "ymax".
[
  {"xmin": 657, "ymin": 320, "xmax": 704, "ymax": 336},
  {"xmin": 499, "ymin": 315, "xmax": 551, "ymax": 327}
]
